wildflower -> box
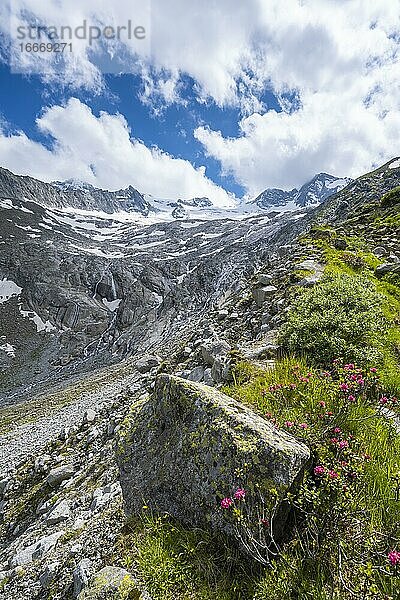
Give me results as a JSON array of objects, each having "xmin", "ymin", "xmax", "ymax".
[
  {"xmin": 328, "ymin": 470, "xmax": 339, "ymax": 479},
  {"xmin": 348, "ymin": 395, "xmax": 356, "ymax": 402},
  {"xmin": 333, "ymin": 427, "xmax": 341, "ymax": 434},
  {"xmin": 319, "ymin": 401, "xmax": 326, "ymax": 408},
  {"xmin": 379, "ymin": 396, "xmax": 389, "ymax": 405},
  {"xmin": 234, "ymin": 488, "xmax": 246, "ymax": 500},
  {"xmin": 290, "ymin": 383, "xmax": 297, "ymax": 390},
  {"xmin": 363, "ymin": 453, "xmax": 371, "ymax": 461},
  {"xmin": 370, "ymin": 367, "xmax": 377, "ymax": 373},
  {"xmin": 340, "ymin": 383, "xmax": 349, "ymax": 391},
  {"xmin": 357, "ymin": 378, "xmax": 365, "ymax": 387},
  {"xmin": 314, "ymin": 465, "xmax": 325, "ymax": 476},
  {"xmin": 284, "ymin": 421, "xmax": 294, "ymax": 428},
  {"xmin": 330, "ymin": 437, "xmax": 339, "ymax": 445},
  {"xmin": 221, "ymin": 497, "xmax": 233, "ymax": 509},
  {"xmin": 260, "ymin": 518, "xmax": 269, "ymax": 527},
  {"xmin": 388, "ymin": 550, "xmax": 400, "ymax": 566},
  {"xmin": 344, "ymin": 363, "xmax": 355, "ymax": 371},
  {"xmin": 300, "ymin": 377, "xmax": 310, "ymax": 383},
  {"xmin": 322, "ymin": 371, "xmax": 331, "ymax": 378},
  {"xmin": 299, "ymin": 423, "xmax": 308, "ymax": 429},
  {"xmin": 339, "ymin": 440, "xmax": 349, "ymax": 449}
]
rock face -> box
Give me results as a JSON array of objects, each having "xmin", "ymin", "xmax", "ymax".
[{"xmin": 118, "ymin": 374, "xmax": 310, "ymax": 561}]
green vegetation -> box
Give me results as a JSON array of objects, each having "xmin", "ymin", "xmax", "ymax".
[
  {"xmin": 280, "ymin": 273, "xmax": 386, "ymax": 366},
  {"xmin": 381, "ymin": 186, "xmax": 400, "ymax": 208}
]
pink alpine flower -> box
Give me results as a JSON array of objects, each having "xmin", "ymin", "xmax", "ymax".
[
  {"xmin": 234, "ymin": 488, "xmax": 246, "ymax": 501},
  {"xmin": 339, "ymin": 440, "xmax": 349, "ymax": 449},
  {"xmin": 328, "ymin": 470, "xmax": 339, "ymax": 479},
  {"xmin": 299, "ymin": 423, "xmax": 308, "ymax": 429},
  {"xmin": 333, "ymin": 427, "xmax": 341, "ymax": 434},
  {"xmin": 379, "ymin": 396, "xmax": 389, "ymax": 405},
  {"xmin": 284, "ymin": 421, "xmax": 294, "ymax": 428},
  {"xmin": 319, "ymin": 400, "xmax": 326, "ymax": 408},
  {"xmin": 339, "ymin": 383, "xmax": 349, "ymax": 391},
  {"xmin": 314, "ymin": 465, "xmax": 325, "ymax": 476},
  {"xmin": 388, "ymin": 550, "xmax": 400, "ymax": 566},
  {"xmin": 370, "ymin": 367, "xmax": 377, "ymax": 373},
  {"xmin": 220, "ymin": 497, "xmax": 233, "ymax": 509},
  {"xmin": 348, "ymin": 395, "xmax": 356, "ymax": 402}
]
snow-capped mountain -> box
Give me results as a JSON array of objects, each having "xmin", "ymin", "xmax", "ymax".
[{"xmin": 253, "ymin": 173, "xmax": 352, "ymax": 209}]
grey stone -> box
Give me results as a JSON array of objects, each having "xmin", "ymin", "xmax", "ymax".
[
  {"xmin": 373, "ymin": 246, "xmax": 387, "ymax": 257},
  {"xmin": 200, "ymin": 339, "xmax": 230, "ymax": 366},
  {"xmin": 73, "ymin": 558, "xmax": 93, "ymax": 598},
  {"xmin": 118, "ymin": 375, "xmax": 310, "ymax": 562},
  {"xmin": 46, "ymin": 499, "xmax": 70, "ymax": 525},
  {"xmin": 10, "ymin": 531, "xmax": 65, "ymax": 567},
  {"xmin": 40, "ymin": 562, "xmax": 60, "ymax": 589},
  {"xmin": 187, "ymin": 366, "xmax": 205, "ymax": 383},
  {"xmin": 257, "ymin": 273, "xmax": 273, "ymax": 285},
  {"xmin": 252, "ymin": 286, "xmax": 278, "ymax": 307},
  {"xmin": 135, "ymin": 354, "xmax": 161, "ymax": 374},
  {"xmin": 375, "ymin": 262, "xmax": 400, "ymax": 277},
  {"xmin": 90, "ymin": 481, "xmax": 122, "ymax": 512},
  {"xmin": 46, "ymin": 464, "xmax": 75, "ymax": 487},
  {"xmin": 83, "ymin": 409, "xmax": 96, "ymax": 424},
  {"xmin": 77, "ymin": 566, "xmax": 141, "ymax": 600},
  {"xmin": 217, "ymin": 309, "xmax": 229, "ymax": 320}
]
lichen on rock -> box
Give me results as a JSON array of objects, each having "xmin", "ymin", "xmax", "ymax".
[{"xmin": 117, "ymin": 374, "xmax": 310, "ymax": 562}]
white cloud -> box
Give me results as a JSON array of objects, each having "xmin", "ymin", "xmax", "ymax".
[
  {"xmin": 0, "ymin": 0, "xmax": 400, "ymax": 192},
  {"xmin": 0, "ymin": 98, "xmax": 235, "ymax": 206}
]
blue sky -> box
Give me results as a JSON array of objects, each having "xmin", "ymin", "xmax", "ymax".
[{"xmin": 0, "ymin": 1, "xmax": 399, "ymax": 205}]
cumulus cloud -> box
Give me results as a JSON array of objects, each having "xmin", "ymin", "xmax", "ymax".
[
  {"xmin": 0, "ymin": 0, "xmax": 400, "ymax": 192},
  {"xmin": 0, "ymin": 98, "xmax": 235, "ymax": 206}
]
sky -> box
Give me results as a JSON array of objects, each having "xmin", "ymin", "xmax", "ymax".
[{"xmin": 0, "ymin": 0, "xmax": 399, "ymax": 207}]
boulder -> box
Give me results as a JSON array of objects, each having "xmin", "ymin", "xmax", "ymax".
[
  {"xmin": 375, "ymin": 262, "xmax": 400, "ymax": 277},
  {"xmin": 118, "ymin": 375, "xmax": 310, "ymax": 562},
  {"xmin": 200, "ymin": 339, "xmax": 230, "ymax": 366},
  {"xmin": 46, "ymin": 464, "xmax": 75, "ymax": 487},
  {"xmin": 252, "ymin": 286, "xmax": 277, "ymax": 307},
  {"xmin": 73, "ymin": 558, "xmax": 93, "ymax": 598},
  {"xmin": 10, "ymin": 531, "xmax": 65, "ymax": 567},
  {"xmin": 46, "ymin": 499, "xmax": 70, "ymax": 525},
  {"xmin": 257, "ymin": 273, "xmax": 273, "ymax": 285},
  {"xmin": 77, "ymin": 566, "xmax": 142, "ymax": 600},
  {"xmin": 186, "ymin": 366, "xmax": 205, "ymax": 383},
  {"xmin": 135, "ymin": 354, "xmax": 161, "ymax": 374}
]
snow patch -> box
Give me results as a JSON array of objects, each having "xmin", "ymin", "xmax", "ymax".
[
  {"xmin": 0, "ymin": 343, "xmax": 15, "ymax": 358},
  {"xmin": 0, "ymin": 279, "xmax": 22, "ymax": 303},
  {"xmin": 389, "ymin": 159, "xmax": 400, "ymax": 169}
]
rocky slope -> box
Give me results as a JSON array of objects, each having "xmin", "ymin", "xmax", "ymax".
[{"xmin": 0, "ymin": 157, "xmax": 399, "ymax": 599}]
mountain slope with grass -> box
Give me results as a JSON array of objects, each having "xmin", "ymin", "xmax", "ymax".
[{"xmin": 0, "ymin": 158, "xmax": 399, "ymax": 600}]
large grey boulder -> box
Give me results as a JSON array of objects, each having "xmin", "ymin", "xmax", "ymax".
[
  {"xmin": 46, "ymin": 464, "xmax": 75, "ymax": 487},
  {"xmin": 10, "ymin": 531, "xmax": 65, "ymax": 567},
  {"xmin": 252, "ymin": 285, "xmax": 277, "ymax": 307},
  {"xmin": 118, "ymin": 375, "xmax": 310, "ymax": 562}
]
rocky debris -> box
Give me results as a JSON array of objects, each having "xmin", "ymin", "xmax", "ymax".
[
  {"xmin": 252, "ymin": 285, "xmax": 278, "ymax": 307},
  {"xmin": 135, "ymin": 354, "xmax": 161, "ymax": 374},
  {"xmin": 118, "ymin": 374, "xmax": 310, "ymax": 560},
  {"xmin": 46, "ymin": 464, "xmax": 75, "ymax": 487},
  {"xmin": 10, "ymin": 531, "xmax": 65, "ymax": 567},
  {"xmin": 373, "ymin": 246, "xmax": 387, "ymax": 257},
  {"xmin": 293, "ymin": 259, "xmax": 324, "ymax": 287},
  {"xmin": 257, "ymin": 273, "xmax": 274, "ymax": 285},
  {"xmin": 200, "ymin": 338, "xmax": 230, "ymax": 366},
  {"xmin": 186, "ymin": 366, "xmax": 205, "ymax": 383},
  {"xmin": 77, "ymin": 566, "xmax": 143, "ymax": 600},
  {"xmin": 83, "ymin": 409, "xmax": 97, "ymax": 424}
]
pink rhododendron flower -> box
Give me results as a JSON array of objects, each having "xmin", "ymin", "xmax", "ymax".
[
  {"xmin": 333, "ymin": 427, "xmax": 341, "ymax": 434},
  {"xmin": 220, "ymin": 497, "xmax": 233, "ymax": 509},
  {"xmin": 299, "ymin": 423, "xmax": 308, "ymax": 429},
  {"xmin": 370, "ymin": 367, "xmax": 377, "ymax": 373},
  {"xmin": 388, "ymin": 550, "xmax": 400, "ymax": 566},
  {"xmin": 330, "ymin": 437, "xmax": 339, "ymax": 444},
  {"xmin": 340, "ymin": 383, "xmax": 349, "ymax": 391},
  {"xmin": 260, "ymin": 518, "xmax": 269, "ymax": 527},
  {"xmin": 314, "ymin": 465, "xmax": 325, "ymax": 476},
  {"xmin": 328, "ymin": 470, "xmax": 339, "ymax": 479},
  {"xmin": 284, "ymin": 421, "xmax": 294, "ymax": 428},
  {"xmin": 319, "ymin": 401, "xmax": 326, "ymax": 408},
  {"xmin": 234, "ymin": 488, "xmax": 246, "ymax": 500},
  {"xmin": 339, "ymin": 440, "xmax": 349, "ymax": 449},
  {"xmin": 348, "ymin": 395, "xmax": 356, "ymax": 402},
  {"xmin": 379, "ymin": 396, "xmax": 389, "ymax": 405}
]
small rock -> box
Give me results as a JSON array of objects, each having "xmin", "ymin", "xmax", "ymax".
[
  {"xmin": 217, "ymin": 309, "xmax": 229, "ymax": 320},
  {"xmin": 46, "ymin": 464, "xmax": 75, "ymax": 487},
  {"xmin": 187, "ymin": 366, "xmax": 204, "ymax": 383},
  {"xmin": 10, "ymin": 531, "xmax": 65, "ymax": 567},
  {"xmin": 257, "ymin": 273, "xmax": 273, "ymax": 285},
  {"xmin": 135, "ymin": 354, "xmax": 161, "ymax": 374},
  {"xmin": 83, "ymin": 409, "xmax": 96, "ymax": 424},
  {"xmin": 77, "ymin": 566, "xmax": 142, "ymax": 600},
  {"xmin": 200, "ymin": 339, "xmax": 230, "ymax": 366},
  {"xmin": 182, "ymin": 346, "xmax": 192, "ymax": 358},
  {"xmin": 46, "ymin": 499, "xmax": 70, "ymax": 525},
  {"xmin": 40, "ymin": 562, "xmax": 60, "ymax": 589},
  {"xmin": 373, "ymin": 246, "xmax": 387, "ymax": 257},
  {"xmin": 90, "ymin": 482, "xmax": 122, "ymax": 512},
  {"xmin": 252, "ymin": 286, "xmax": 278, "ymax": 307},
  {"xmin": 73, "ymin": 558, "xmax": 93, "ymax": 598}
]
